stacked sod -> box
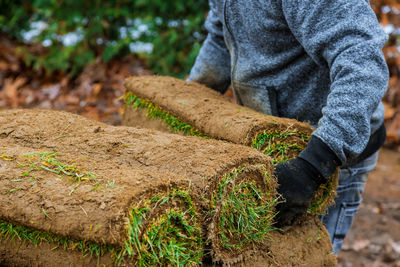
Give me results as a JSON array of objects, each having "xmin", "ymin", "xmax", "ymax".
[
  {"xmin": 123, "ymin": 75, "xmax": 338, "ymax": 215},
  {"xmin": 0, "ymin": 109, "xmax": 305, "ymax": 266}
]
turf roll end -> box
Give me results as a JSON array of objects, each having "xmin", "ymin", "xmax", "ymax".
[
  {"xmin": 209, "ymin": 165, "xmax": 279, "ymax": 264},
  {"xmin": 122, "ymin": 189, "xmax": 204, "ymax": 266}
]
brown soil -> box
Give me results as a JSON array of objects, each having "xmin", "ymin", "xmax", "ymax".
[
  {"xmin": 0, "ymin": 218, "xmax": 336, "ymax": 267},
  {"xmin": 211, "ymin": 215, "xmax": 337, "ymax": 266},
  {"xmin": 0, "ymin": 108, "xmax": 274, "ymax": 193},
  {"xmin": 203, "ymin": 217, "xmax": 337, "ymax": 267},
  {"xmin": 338, "ymin": 147, "xmax": 400, "ymax": 266},
  {"xmin": 123, "ymin": 75, "xmax": 338, "ymax": 214},
  {"xmin": 123, "ymin": 76, "xmax": 314, "ymax": 146},
  {"xmin": 0, "ymin": 109, "xmax": 336, "ymax": 266},
  {"xmin": 264, "ymin": 217, "xmax": 337, "ymax": 266},
  {"xmin": 0, "ymin": 129, "xmax": 191, "ymax": 248},
  {"xmin": 0, "ymin": 238, "xmax": 114, "ymax": 267}
]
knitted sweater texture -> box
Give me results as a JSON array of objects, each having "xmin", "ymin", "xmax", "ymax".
[{"xmin": 188, "ymin": 0, "xmax": 389, "ymax": 164}]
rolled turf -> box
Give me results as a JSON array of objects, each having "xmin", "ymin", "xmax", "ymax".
[
  {"xmin": 123, "ymin": 75, "xmax": 338, "ymax": 215},
  {"xmin": 0, "ymin": 109, "xmax": 334, "ymax": 266}
]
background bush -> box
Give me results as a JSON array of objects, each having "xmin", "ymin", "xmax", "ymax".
[{"xmin": 0, "ymin": 0, "xmax": 209, "ymax": 78}]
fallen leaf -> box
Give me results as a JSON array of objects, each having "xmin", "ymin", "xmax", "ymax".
[{"xmin": 3, "ymin": 77, "xmax": 26, "ymax": 108}]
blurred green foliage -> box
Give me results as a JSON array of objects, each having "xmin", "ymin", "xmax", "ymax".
[{"xmin": 0, "ymin": 0, "xmax": 208, "ymax": 77}]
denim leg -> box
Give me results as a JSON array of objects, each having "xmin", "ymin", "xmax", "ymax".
[{"xmin": 319, "ymin": 152, "xmax": 379, "ymax": 254}]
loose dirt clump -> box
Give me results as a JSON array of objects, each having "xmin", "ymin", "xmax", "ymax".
[{"xmin": 123, "ymin": 75, "xmax": 338, "ymax": 215}]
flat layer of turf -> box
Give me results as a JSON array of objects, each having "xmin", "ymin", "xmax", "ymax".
[{"xmin": 124, "ymin": 92, "xmax": 206, "ymax": 138}]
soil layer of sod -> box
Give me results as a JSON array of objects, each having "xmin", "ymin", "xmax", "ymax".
[
  {"xmin": 0, "ymin": 109, "xmax": 336, "ymax": 266},
  {"xmin": 123, "ymin": 75, "xmax": 338, "ymax": 215}
]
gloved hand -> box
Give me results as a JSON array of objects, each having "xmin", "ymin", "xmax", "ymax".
[{"xmin": 274, "ymin": 136, "xmax": 340, "ymax": 226}]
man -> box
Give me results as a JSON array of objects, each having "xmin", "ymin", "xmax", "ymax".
[{"xmin": 188, "ymin": 0, "xmax": 388, "ymax": 254}]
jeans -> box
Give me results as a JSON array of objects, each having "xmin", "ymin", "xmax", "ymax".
[{"xmin": 320, "ymin": 152, "xmax": 379, "ymax": 254}]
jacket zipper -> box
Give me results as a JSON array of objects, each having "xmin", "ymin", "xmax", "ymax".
[{"xmin": 224, "ymin": 0, "xmax": 238, "ymax": 85}]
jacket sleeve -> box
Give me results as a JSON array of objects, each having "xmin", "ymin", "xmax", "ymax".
[
  {"xmin": 282, "ymin": 0, "xmax": 389, "ymax": 164},
  {"xmin": 187, "ymin": 1, "xmax": 231, "ymax": 94}
]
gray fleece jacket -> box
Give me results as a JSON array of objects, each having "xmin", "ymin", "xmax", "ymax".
[{"xmin": 188, "ymin": 0, "xmax": 389, "ymax": 165}]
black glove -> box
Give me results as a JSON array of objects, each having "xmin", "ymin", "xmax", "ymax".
[{"xmin": 274, "ymin": 136, "xmax": 340, "ymax": 226}]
